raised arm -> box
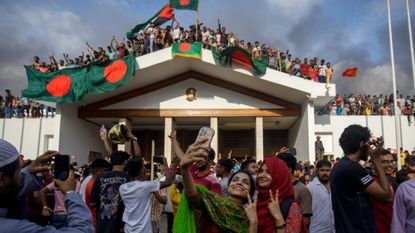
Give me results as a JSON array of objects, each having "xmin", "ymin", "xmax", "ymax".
[
  {"xmin": 126, "ymin": 129, "xmax": 141, "ymax": 157},
  {"xmin": 110, "ymin": 35, "xmax": 116, "ymax": 51},
  {"xmin": 364, "ymin": 137, "xmax": 393, "ymax": 202},
  {"xmin": 62, "ymin": 53, "xmax": 70, "ymax": 65},
  {"xmin": 168, "ymin": 131, "xmax": 185, "ymax": 162},
  {"xmin": 99, "ymin": 125, "xmax": 113, "ymax": 156},
  {"xmin": 180, "ymin": 140, "xmax": 209, "ymax": 198}
]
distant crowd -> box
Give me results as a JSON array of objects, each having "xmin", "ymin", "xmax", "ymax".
[
  {"xmin": 324, "ymin": 93, "xmax": 415, "ymax": 120},
  {"xmin": 0, "ymin": 89, "xmax": 55, "ymax": 118},
  {"xmin": 29, "ymin": 19, "xmax": 333, "ymax": 86}
]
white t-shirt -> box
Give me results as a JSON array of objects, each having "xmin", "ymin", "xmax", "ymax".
[
  {"xmin": 120, "ymin": 180, "xmax": 160, "ymax": 233},
  {"xmin": 173, "ymin": 28, "xmax": 181, "ymax": 40}
]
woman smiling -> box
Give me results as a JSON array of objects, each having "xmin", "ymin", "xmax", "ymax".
[{"xmin": 174, "ymin": 140, "xmax": 257, "ymax": 233}]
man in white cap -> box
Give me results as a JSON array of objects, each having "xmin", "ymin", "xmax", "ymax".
[{"xmin": 0, "ymin": 139, "xmax": 94, "ymax": 233}]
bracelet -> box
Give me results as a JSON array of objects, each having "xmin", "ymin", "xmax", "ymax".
[
  {"xmin": 131, "ymin": 136, "xmax": 138, "ymax": 141},
  {"xmin": 276, "ymin": 223, "xmax": 286, "ymax": 229},
  {"xmin": 43, "ymin": 206, "xmax": 50, "ymax": 210}
]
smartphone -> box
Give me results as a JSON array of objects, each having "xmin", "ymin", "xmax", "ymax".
[
  {"xmin": 153, "ymin": 156, "xmax": 164, "ymax": 164},
  {"xmin": 54, "ymin": 155, "xmax": 70, "ymax": 181},
  {"xmin": 195, "ymin": 127, "xmax": 215, "ymax": 149}
]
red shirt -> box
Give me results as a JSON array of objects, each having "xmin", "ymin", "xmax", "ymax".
[
  {"xmin": 85, "ymin": 178, "xmax": 97, "ymax": 227},
  {"xmin": 189, "ymin": 164, "xmax": 221, "ymax": 194},
  {"xmin": 300, "ymin": 63, "xmax": 310, "ymax": 76},
  {"xmin": 370, "ymin": 176, "xmax": 393, "ymax": 233}
]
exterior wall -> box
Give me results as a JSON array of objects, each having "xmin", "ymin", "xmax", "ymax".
[
  {"xmin": 315, "ymin": 115, "xmax": 415, "ymax": 158},
  {"xmin": 104, "ymin": 79, "xmax": 283, "ymax": 110},
  {"xmin": 288, "ymin": 101, "xmax": 315, "ymax": 162},
  {"xmin": 0, "ymin": 118, "xmax": 56, "ymax": 160},
  {"xmin": 55, "ymin": 105, "xmax": 105, "ymax": 165}
]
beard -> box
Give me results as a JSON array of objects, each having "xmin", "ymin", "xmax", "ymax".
[{"xmin": 318, "ymin": 175, "xmax": 330, "ymax": 184}]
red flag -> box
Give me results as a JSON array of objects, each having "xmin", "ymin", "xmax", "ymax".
[{"xmin": 342, "ymin": 67, "xmax": 358, "ymax": 78}]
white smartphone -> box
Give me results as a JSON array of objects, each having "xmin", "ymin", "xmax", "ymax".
[{"xmin": 195, "ymin": 127, "xmax": 215, "ymax": 148}]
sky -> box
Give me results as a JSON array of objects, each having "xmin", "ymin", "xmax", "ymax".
[{"xmin": 0, "ymin": 0, "xmax": 414, "ymax": 98}]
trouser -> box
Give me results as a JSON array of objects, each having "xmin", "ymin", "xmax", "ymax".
[
  {"xmin": 318, "ymin": 75, "xmax": 326, "ymax": 83},
  {"xmin": 5, "ymin": 106, "xmax": 13, "ymax": 118},
  {"xmin": 152, "ymin": 220, "xmax": 160, "ymax": 233},
  {"xmin": 166, "ymin": 212, "xmax": 174, "ymax": 233}
]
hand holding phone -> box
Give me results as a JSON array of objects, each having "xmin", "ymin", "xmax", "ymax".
[
  {"xmin": 54, "ymin": 155, "xmax": 70, "ymax": 181},
  {"xmin": 195, "ymin": 127, "xmax": 215, "ymax": 149}
]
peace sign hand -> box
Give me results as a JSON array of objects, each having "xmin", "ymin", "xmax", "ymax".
[
  {"xmin": 244, "ymin": 191, "xmax": 258, "ymax": 224},
  {"xmin": 268, "ymin": 190, "xmax": 284, "ymax": 222}
]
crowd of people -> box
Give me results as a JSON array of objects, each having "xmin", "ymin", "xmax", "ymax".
[
  {"xmin": 323, "ymin": 93, "xmax": 415, "ymax": 119},
  {"xmin": 28, "ymin": 20, "xmax": 333, "ymax": 86},
  {"xmin": 0, "ymin": 89, "xmax": 56, "ymax": 119},
  {"xmin": 1, "ymin": 124, "xmax": 415, "ymax": 233}
]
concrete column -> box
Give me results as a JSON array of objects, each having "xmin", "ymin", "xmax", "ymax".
[
  {"xmin": 256, "ymin": 117, "xmax": 264, "ymax": 162},
  {"xmin": 118, "ymin": 118, "xmax": 132, "ymax": 153},
  {"xmin": 210, "ymin": 117, "xmax": 219, "ymax": 162},
  {"xmin": 164, "ymin": 117, "xmax": 173, "ymax": 165},
  {"xmin": 307, "ymin": 101, "xmax": 316, "ymax": 163}
]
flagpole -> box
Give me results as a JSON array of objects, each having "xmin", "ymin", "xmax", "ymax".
[
  {"xmin": 195, "ymin": 3, "xmax": 199, "ymax": 42},
  {"xmin": 387, "ymin": 0, "xmax": 402, "ymax": 170},
  {"xmin": 406, "ymin": 0, "xmax": 415, "ymax": 95}
]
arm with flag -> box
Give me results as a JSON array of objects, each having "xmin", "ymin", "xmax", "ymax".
[{"xmin": 126, "ymin": 4, "xmax": 175, "ymax": 40}]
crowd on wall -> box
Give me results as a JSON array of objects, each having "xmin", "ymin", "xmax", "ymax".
[
  {"xmin": 2, "ymin": 124, "xmax": 415, "ymax": 233},
  {"xmin": 0, "ymin": 89, "xmax": 56, "ymax": 119},
  {"xmin": 323, "ymin": 93, "xmax": 415, "ymax": 121},
  {"xmin": 28, "ymin": 20, "xmax": 333, "ymax": 85}
]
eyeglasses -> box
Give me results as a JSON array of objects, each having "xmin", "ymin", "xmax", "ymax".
[{"xmin": 381, "ymin": 160, "xmax": 395, "ymax": 165}]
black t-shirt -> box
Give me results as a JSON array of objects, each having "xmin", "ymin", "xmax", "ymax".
[
  {"xmin": 90, "ymin": 171, "xmax": 130, "ymax": 233},
  {"xmin": 330, "ymin": 157, "xmax": 376, "ymax": 233}
]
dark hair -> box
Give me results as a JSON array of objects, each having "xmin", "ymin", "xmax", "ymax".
[
  {"xmin": 125, "ymin": 157, "xmax": 144, "ymax": 177},
  {"xmin": 241, "ymin": 159, "xmax": 256, "ymax": 171},
  {"xmin": 208, "ymin": 149, "xmax": 216, "ymax": 161},
  {"xmin": 228, "ymin": 171, "xmax": 256, "ymax": 199},
  {"xmin": 0, "ymin": 159, "xmax": 19, "ymax": 177},
  {"xmin": 218, "ymin": 158, "xmax": 233, "ymax": 173},
  {"xmin": 110, "ymin": 151, "xmax": 130, "ymax": 166},
  {"xmin": 90, "ymin": 158, "xmax": 111, "ymax": 171},
  {"xmin": 278, "ymin": 152, "xmax": 297, "ymax": 174},
  {"xmin": 316, "ymin": 160, "xmax": 332, "ymax": 169},
  {"xmin": 380, "ymin": 149, "xmax": 391, "ymax": 156},
  {"xmin": 339, "ymin": 125, "xmax": 371, "ymax": 155}
]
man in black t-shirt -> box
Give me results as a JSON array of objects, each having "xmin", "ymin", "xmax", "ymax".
[
  {"xmin": 330, "ymin": 125, "xmax": 393, "ymax": 233},
  {"xmin": 90, "ymin": 151, "xmax": 130, "ymax": 233}
]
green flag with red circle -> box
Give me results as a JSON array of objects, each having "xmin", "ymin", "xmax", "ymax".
[
  {"xmin": 172, "ymin": 42, "xmax": 202, "ymax": 59},
  {"xmin": 22, "ymin": 55, "xmax": 136, "ymax": 103},
  {"xmin": 170, "ymin": 0, "xmax": 198, "ymax": 11}
]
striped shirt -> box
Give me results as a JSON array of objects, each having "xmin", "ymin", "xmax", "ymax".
[{"xmin": 190, "ymin": 164, "xmax": 221, "ymax": 194}]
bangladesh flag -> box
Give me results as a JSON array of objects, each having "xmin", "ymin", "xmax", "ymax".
[
  {"xmin": 22, "ymin": 55, "xmax": 136, "ymax": 103},
  {"xmin": 212, "ymin": 46, "xmax": 267, "ymax": 74},
  {"xmin": 126, "ymin": 4, "xmax": 175, "ymax": 40},
  {"xmin": 172, "ymin": 42, "xmax": 202, "ymax": 59},
  {"xmin": 170, "ymin": 0, "xmax": 198, "ymax": 11}
]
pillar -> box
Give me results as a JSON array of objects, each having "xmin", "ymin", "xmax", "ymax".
[
  {"xmin": 164, "ymin": 117, "xmax": 173, "ymax": 165},
  {"xmin": 256, "ymin": 117, "xmax": 264, "ymax": 162}
]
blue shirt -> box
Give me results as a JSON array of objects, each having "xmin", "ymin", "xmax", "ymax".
[
  {"xmin": 0, "ymin": 167, "xmax": 94, "ymax": 233},
  {"xmin": 308, "ymin": 178, "xmax": 335, "ymax": 233}
]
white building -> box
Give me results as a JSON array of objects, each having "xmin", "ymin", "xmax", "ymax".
[{"xmin": 1, "ymin": 48, "xmax": 414, "ymax": 165}]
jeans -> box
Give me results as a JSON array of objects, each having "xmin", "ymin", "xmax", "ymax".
[
  {"xmin": 318, "ymin": 75, "xmax": 326, "ymax": 83},
  {"xmin": 5, "ymin": 106, "xmax": 13, "ymax": 118}
]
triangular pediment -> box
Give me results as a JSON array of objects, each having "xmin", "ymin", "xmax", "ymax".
[{"xmin": 78, "ymin": 71, "xmax": 301, "ymax": 118}]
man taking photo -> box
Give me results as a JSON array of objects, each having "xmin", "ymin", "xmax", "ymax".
[{"xmin": 331, "ymin": 125, "xmax": 393, "ymax": 233}]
